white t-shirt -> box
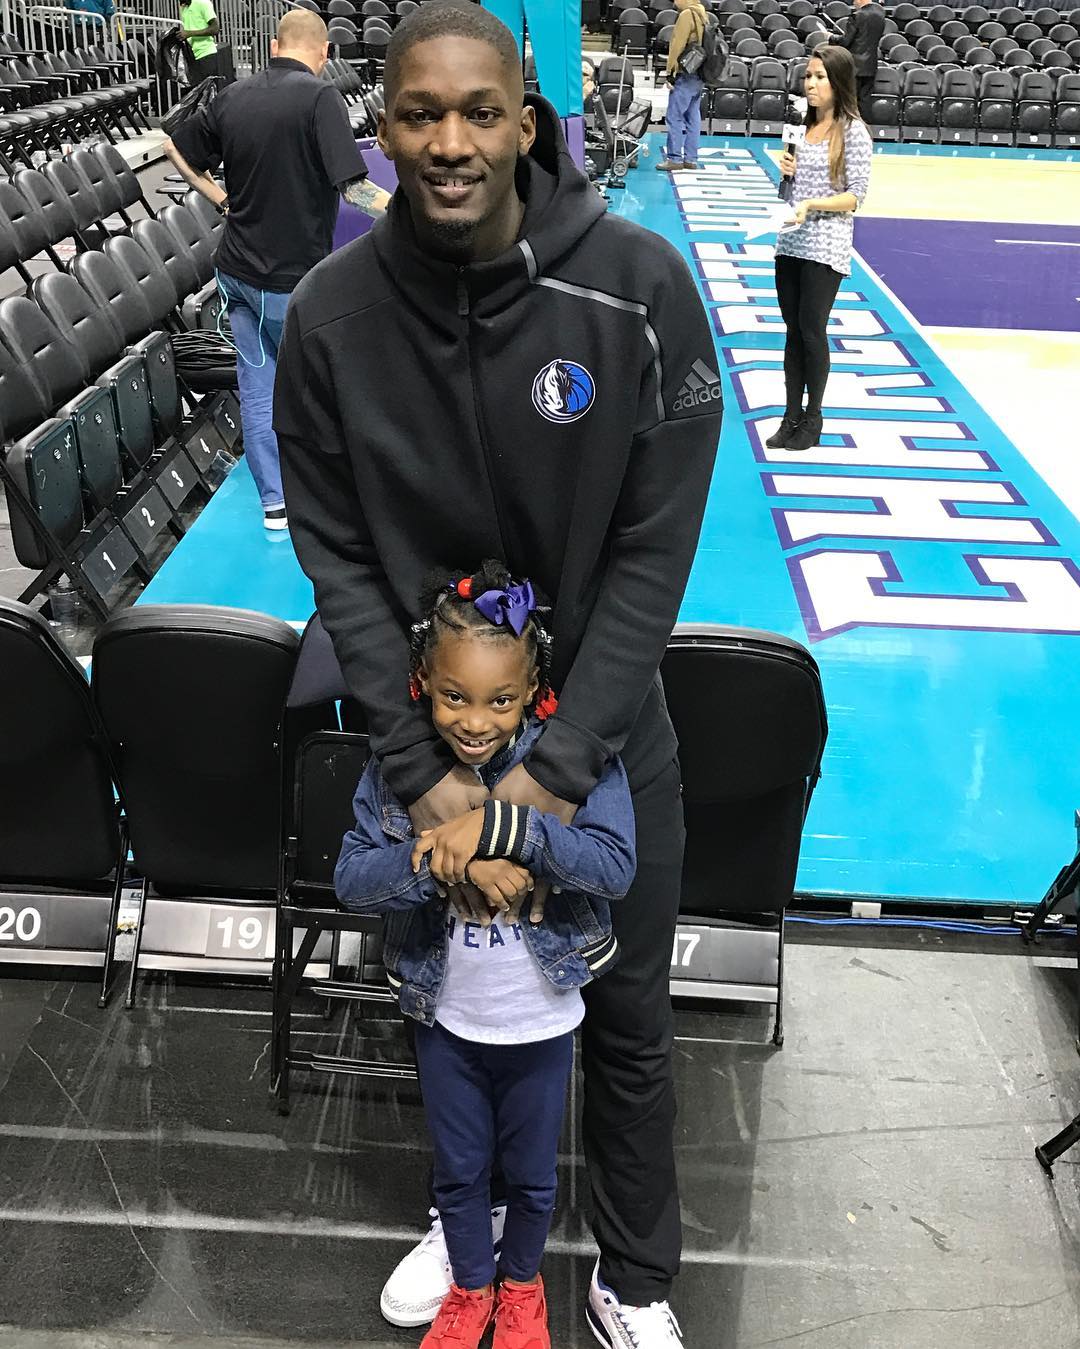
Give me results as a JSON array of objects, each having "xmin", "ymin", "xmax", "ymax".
[{"xmin": 435, "ymin": 911, "xmax": 585, "ymax": 1046}]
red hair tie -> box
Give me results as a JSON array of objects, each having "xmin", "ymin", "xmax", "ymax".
[
  {"xmin": 456, "ymin": 577, "xmax": 473, "ymax": 599},
  {"xmin": 535, "ymin": 689, "xmax": 558, "ymax": 721},
  {"xmin": 409, "ymin": 673, "xmax": 423, "ymax": 702}
]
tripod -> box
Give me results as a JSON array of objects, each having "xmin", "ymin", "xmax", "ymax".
[{"xmin": 1023, "ymin": 815, "xmax": 1080, "ymax": 1174}]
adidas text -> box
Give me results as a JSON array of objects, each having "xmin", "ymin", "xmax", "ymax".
[{"xmin": 673, "ymin": 383, "xmax": 723, "ymax": 412}]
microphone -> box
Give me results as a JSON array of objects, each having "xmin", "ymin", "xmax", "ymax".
[{"xmin": 778, "ymin": 95, "xmax": 807, "ymax": 202}]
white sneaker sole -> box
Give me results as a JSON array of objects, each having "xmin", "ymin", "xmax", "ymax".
[
  {"xmin": 379, "ymin": 1292, "xmax": 445, "ymax": 1329},
  {"xmin": 263, "ymin": 518, "xmax": 288, "ymax": 531}
]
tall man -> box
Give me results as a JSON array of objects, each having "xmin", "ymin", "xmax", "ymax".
[
  {"xmin": 274, "ymin": 6, "xmax": 721, "ymax": 1346},
  {"xmin": 834, "ymin": 0, "xmax": 886, "ymax": 122},
  {"xmin": 164, "ymin": 11, "xmax": 389, "ymax": 530}
]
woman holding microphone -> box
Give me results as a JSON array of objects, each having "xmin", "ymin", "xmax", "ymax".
[{"xmin": 768, "ymin": 46, "xmax": 872, "ymax": 453}]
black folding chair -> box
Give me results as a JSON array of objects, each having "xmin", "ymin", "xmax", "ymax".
[
  {"xmin": 272, "ymin": 613, "xmax": 417, "ymax": 1115},
  {"xmin": 662, "ymin": 624, "xmax": 828, "ymax": 1045},
  {"xmin": 92, "ymin": 605, "xmax": 307, "ymax": 1008},
  {"xmin": 0, "ymin": 597, "xmax": 128, "ymax": 1002}
]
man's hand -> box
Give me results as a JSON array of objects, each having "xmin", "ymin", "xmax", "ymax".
[
  {"xmin": 465, "ymin": 859, "xmax": 533, "ymax": 912},
  {"xmin": 412, "ymin": 808, "xmax": 486, "ymax": 885},
  {"xmin": 492, "ymin": 764, "xmax": 576, "ymax": 924},
  {"xmin": 408, "ymin": 765, "xmax": 489, "ymax": 835}
]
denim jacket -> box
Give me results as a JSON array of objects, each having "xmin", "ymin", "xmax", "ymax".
[{"xmin": 334, "ymin": 720, "xmax": 636, "ymax": 1027}]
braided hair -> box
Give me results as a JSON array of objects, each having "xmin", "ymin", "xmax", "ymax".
[{"xmin": 408, "ymin": 559, "xmax": 556, "ymax": 718}]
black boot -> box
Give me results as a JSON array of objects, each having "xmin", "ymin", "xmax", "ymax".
[
  {"xmin": 765, "ymin": 413, "xmax": 803, "ymax": 449},
  {"xmin": 785, "ymin": 411, "xmax": 823, "ymax": 452}
]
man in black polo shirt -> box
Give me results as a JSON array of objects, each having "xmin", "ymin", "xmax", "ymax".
[
  {"xmin": 164, "ymin": 10, "xmax": 389, "ymax": 530},
  {"xmin": 834, "ymin": 0, "xmax": 886, "ymax": 122}
]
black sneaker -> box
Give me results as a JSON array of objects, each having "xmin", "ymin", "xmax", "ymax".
[
  {"xmin": 263, "ymin": 506, "xmax": 288, "ymax": 531},
  {"xmin": 765, "ymin": 414, "xmax": 803, "ymax": 449},
  {"xmin": 784, "ymin": 412, "xmax": 823, "ymax": 452}
]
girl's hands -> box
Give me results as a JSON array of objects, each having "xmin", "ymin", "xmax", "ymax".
[
  {"xmin": 412, "ymin": 808, "xmax": 486, "ymax": 885},
  {"xmin": 779, "ymin": 150, "xmax": 796, "ymax": 177},
  {"xmin": 466, "ymin": 859, "xmax": 534, "ymax": 911},
  {"xmin": 790, "ymin": 201, "xmax": 810, "ymax": 226}
]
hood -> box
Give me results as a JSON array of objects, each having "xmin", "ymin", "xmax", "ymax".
[{"xmin": 371, "ymin": 95, "xmax": 606, "ymax": 330}]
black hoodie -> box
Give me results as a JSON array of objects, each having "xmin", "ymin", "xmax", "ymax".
[{"xmin": 274, "ymin": 98, "xmax": 722, "ymax": 806}]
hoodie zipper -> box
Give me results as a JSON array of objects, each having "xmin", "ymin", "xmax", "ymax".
[{"xmin": 457, "ymin": 266, "xmax": 510, "ymax": 560}]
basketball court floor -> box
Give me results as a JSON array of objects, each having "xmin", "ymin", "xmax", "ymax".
[{"xmin": 137, "ymin": 134, "xmax": 1080, "ymax": 914}]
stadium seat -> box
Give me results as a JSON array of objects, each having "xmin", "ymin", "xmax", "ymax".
[
  {"xmin": 961, "ymin": 5, "xmax": 992, "ymax": 25},
  {"xmin": 977, "ymin": 67, "xmax": 1017, "ymax": 141},
  {"xmin": 734, "ymin": 36, "xmax": 767, "ymax": 57},
  {"xmin": 1054, "ymin": 70, "xmax": 1080, "ymax": 142},
  {"xmin": 867, "ymin": 66, "xmax": 902, "ymax": 138},
  {"xmin": 892, "ymin": 3, "xmax": 921, "ymax": 24},
  {"xmin": 1013, "ymin": 22, "xmax": 1042, "ymax": 43},
  {"xmin": 965, "ymin": 47, "xmax": 997, "ymax": 67},
  {"xmin": 749, "ymin": 56, "xmax": 787, "ymax": 134},
  {"xmin": 1015, "ymin": 68, "xmax": 1054, "ymax": 141},
  {"xmin": 0, "ymin": 598, "xmax": 127, "ymax": 999},
  {"xmin": 978, "ymin": 21, "xmax": 1007, "ymax": 41},
  {"xmin": 926, "ymin": 44, "xmax": 957, "ymax": 64},
  {"xmin": 787, "ymin": 56, "xmax": 807, "ymax": 91},
  {"xmin": 617, "ymin": 7, "xmax": 650, "ymax": 57},
  {"xmin": 708, "ymin": 55, "xmax": 750, "ymax": 133},
  {"xmin": 927, "ymin": 4, "xmax": 954, "ymax": 27},
  {"xmin": 941, "ymin": 66, "xmax": 978, "ymax": 142},
  {"xmin": 1032, "ymin": 7, "xmax": 1063, "ymax": 31},
  {"xmin": 940, "ymin": 20, "xmax": 970, "ymax": 42},
  {"xmin": 1005, "ymin": 47, "xmax": 1036, "ymax": 66},
  {"xmin": 990, "ymin": 36, "xmax": 1020, "ymax": 57},
  {"xmin": 997, "ymin": 6, "xmax": 1026, "ymax": 30},
  {"xmin": 901, "ymin": 66, "xmax": 941, "ymax": 139},
  {"xmin": 661, "ymin": 625, "xmax": 828, "ymax": 1046},
  {"xmin": 91, "ymin": 606, "xmax": 310, "ymax": 1008}
]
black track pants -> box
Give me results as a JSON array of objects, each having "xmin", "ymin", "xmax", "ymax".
[{"xmin": 774, "ymin": 253, "xmax": 844, "ymax": 419}]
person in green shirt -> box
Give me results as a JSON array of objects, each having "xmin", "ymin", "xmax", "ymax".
[{"xmin": 179, "ymin": 0, "xmax": 219, "ymax": 82}]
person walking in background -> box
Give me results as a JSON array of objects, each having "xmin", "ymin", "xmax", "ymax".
[
  {"xmin": 178, "ymin": 0, "xmax": 220, "ymax": 82},
  {"xmin": 163, "ymin": 10, "xmax": 389, "ymax": 531},
  {"xmin": 833, "ymin": 0, "xmax": 885, "ymax": 122},
  {"xmin": 657, "ymin": 0, "xmax": 708, "ymax": 172},
  {"xmin": 770, "ymin": 45, "xmax": 872, "ymax": 453}
]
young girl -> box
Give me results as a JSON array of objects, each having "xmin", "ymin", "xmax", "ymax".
[
  {"xmin": 334, "ymin": 560, "xmax": 636, "ymax": 1349},
  {"xmin": 771, "ymin": 44, "xmax": 873, "ymax": 453}
]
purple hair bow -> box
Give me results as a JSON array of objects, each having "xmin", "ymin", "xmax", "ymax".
[{"xmin": 474, "ymin": 580, "xmax": 537, "ymax": 636}]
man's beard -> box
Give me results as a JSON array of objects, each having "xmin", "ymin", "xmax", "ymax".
[{"xmin": 424, "ymin": 213, "xmax": 478, "ymax": 259}]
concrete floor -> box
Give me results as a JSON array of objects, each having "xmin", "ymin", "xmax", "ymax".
[{"xmin": 0, "ymin": 933, "xmax": 1078, "ymax": 1348}]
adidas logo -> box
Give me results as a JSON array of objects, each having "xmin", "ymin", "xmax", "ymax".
[{"xmin": 672, "ymin": 358, "xmax": 723, "ymax": 413}]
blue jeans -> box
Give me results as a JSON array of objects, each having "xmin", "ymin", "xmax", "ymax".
[
  {"xmin": 666, "ymin": 74, "xmax": 704, "ymax": 163},
  {"xmin": 414, "ymin": 1020, "xmax": 574, "ymax": 1289},
  {"xmin": 217, "ymin": 270, "xmax": 290, "ymax": 510}
]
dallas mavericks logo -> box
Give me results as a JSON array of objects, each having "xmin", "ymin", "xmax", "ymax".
[{"xmin": 531, "ymin": 358, "xmax": 595, "ymax": 424}]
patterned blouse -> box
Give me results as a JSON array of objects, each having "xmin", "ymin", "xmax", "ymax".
[{"xmin": 774, "ymin": 119, "xmax": 873, "ymax": 277}]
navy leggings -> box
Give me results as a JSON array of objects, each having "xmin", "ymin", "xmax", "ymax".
[
  {"xmin": 414, "ymin": 1020, "xmax": 574, "ymax": 1290},
  {"xmin": 774, "ymin": 253, "xmax": 843, "ymax": 418}
]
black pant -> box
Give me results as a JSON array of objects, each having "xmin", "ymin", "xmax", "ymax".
[
  {"xmin": 190, "ymin": 51, "xmax": 218, "ymax": 84},
  {"xmin": 774, "ymin": 253, "xmax": 843, "ymax": 419},
  {"xmin": 857, "ymin": 74, "xmax": 875, "ymax": 124},
  {"xmin": 417, "ymin": 757, "xmax": 685, "ymax": 1304},
  {"xmin": 581, "ymin": 757, "xmax": 684, "ymax": 1304}
]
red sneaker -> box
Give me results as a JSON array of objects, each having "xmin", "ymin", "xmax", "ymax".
[
  {"xmin": 419, "ymin": 1284, "xmax": 494, "ymax": 1348},
  {"xmin": 493, "ymin": 1277, "xmax": 551, "ymax": 1349}
]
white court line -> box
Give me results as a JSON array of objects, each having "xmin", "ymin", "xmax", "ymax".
[
  {"xmin": 994, "ymin": 239, "xmax": 1080, "ymax": 247},
  {"xmin": 0, "ymin": 1205, "xmax": 879, "ymax": 1271}
]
